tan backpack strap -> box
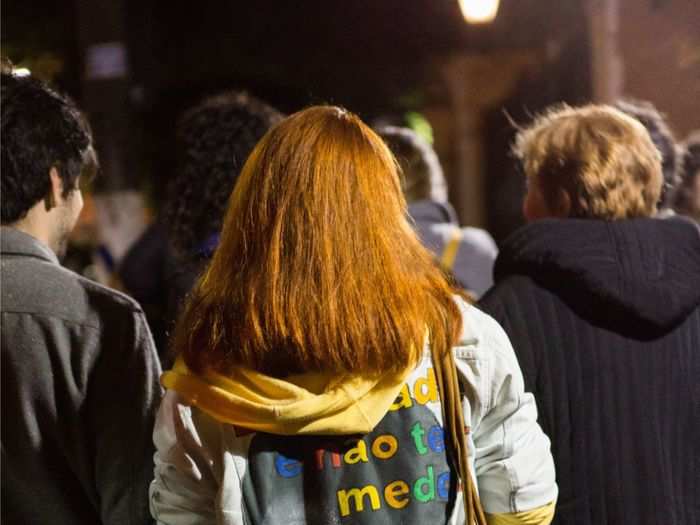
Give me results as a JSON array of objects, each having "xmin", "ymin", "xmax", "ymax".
[
  {"xmin": 440, "ymin": 227, "xmax": 463, "ymax": 271},
  {"xmin": 431, "ymin": 342, "xmax": 487, "ymax": 525}
]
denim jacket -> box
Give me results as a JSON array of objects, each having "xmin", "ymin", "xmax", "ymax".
[{"xmin": 150, "ymin": 298, "xmax": 557, "ymax": 524}]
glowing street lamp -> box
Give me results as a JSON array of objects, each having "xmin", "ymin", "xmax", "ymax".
[{"xmin": 458, "ymin": 0, "xmax": 500, "ymax": 24}]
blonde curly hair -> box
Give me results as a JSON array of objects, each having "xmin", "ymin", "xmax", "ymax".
[{"xmin": 514, "ymin": 104, "xmax": 663, "ymax": 219}]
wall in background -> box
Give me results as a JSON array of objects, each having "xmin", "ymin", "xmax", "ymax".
[{"xmin": 619, "ymin": 0, "xmax": 700, "ymax": 138}]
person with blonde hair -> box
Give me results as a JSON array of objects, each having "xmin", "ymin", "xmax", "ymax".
[
  {"xmin": 149, "ymin": 106, "xmax": 557, "ymax": 524},
  {"xmin": 479, "ymin": 104, "xmax": 700, "ymax": 525}
]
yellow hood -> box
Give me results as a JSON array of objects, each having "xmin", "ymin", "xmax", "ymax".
[{"xmin": 161, "ymin": 358, "xmax": 413, "ymax": 436}]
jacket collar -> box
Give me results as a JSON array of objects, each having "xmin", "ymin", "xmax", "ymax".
[{"xmin": 1, "ymin": 227, "xmax": 59, "ymax": 265}]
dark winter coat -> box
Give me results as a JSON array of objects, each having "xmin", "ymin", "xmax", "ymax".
[
  {"xmin": 118, "ymin": 222, "xmax": 171, "ymax": 358},
  {"xmin": 478, "ymin": 216, "xmax": 700, "ymax": 525},
  {"xmin": 118, "ymin": 222, "xmax": 202, "ymax": 369}
]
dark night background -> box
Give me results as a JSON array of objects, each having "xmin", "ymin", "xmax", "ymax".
[{"xmin": 7, "ymin": 1, "xmax": 695, "ymax": 241}]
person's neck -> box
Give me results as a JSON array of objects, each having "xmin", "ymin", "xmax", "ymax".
[{"xmin": 9, "ymin": 207, "xmax": 56, "ymax": 254}]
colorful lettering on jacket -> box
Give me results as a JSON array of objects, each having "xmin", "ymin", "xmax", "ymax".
[{"xmin": 241, "ymin": 367, "xmax": 459, "ymax": 524}]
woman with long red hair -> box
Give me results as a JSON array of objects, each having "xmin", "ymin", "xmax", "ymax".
[{"xmin": 150, "ymin": 106, "xmax": 556, "ymax": 524}]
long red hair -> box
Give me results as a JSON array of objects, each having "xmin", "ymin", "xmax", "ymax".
[{"xmin": 172, "ymin": 106, "xmax": 463, "ymax": 377}]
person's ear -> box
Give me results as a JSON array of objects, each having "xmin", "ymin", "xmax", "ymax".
[{"xmin": 44, "ymin": 166, "xmax": 63, "ymax": 212}]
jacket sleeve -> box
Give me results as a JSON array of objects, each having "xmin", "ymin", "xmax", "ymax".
[
  {"xmin": 86, "ymin": 307, "xmax": 163, "ymax": 525},
  {"xmin": 461, "ymin": 309, "xmax": 557, "ymax": 517},
  {"xmin": 150, "ymin": 392, "xmax": 246, "ymax": 525}
]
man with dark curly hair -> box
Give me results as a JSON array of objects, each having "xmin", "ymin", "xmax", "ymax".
[{"xmin": 1, "ymin": 70, "xmax": 161, "ymax": 524}]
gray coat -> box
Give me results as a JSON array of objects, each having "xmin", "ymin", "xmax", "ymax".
[{"xmin": 1, "ymin": 227, "xmax": 162, "ymax": 525}]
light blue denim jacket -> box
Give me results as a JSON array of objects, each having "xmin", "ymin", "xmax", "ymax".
[{"xmin": 150, "ymin": 298, "xmax": 557, "ymax": 524}]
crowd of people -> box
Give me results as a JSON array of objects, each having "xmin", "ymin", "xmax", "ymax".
[{"xmin": 1, "ymin": 60, "xmax": 699, "ymax": 525}]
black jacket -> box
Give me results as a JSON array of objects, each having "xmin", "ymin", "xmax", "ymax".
[
  {"xmin": 1, "ymin": 228, "xmax": 162, "ymax": 525},
  {"xmin": 118, "ymin": 222, "xmax": 171, "ymax": 358},
  {"xmin": 478, "ymin": 217, "xmax": 700, "ymax": 525},
  {"xmin": 118, "ymin": 222, "xmax": 201, "ymax": 369}
]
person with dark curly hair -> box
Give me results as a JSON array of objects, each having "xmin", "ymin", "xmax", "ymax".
[
  {"xmin": 163, "ymin": 92, "xmax": 282, "ymax": 344},
  {"xmin": 615, "ymin": 98, "xmax": 681, "ymax": 213},
  {"xmin": 1, "ymin": 75, "xmax": 96, "ymax": 236},
  {"xmin": 674, "ymin": 131, "xmax": 700, "ymax": 223},
  {"xmin": 1, "ymin": 69, "xmax": 161, "ymax": 525},
  {"xmin": 166, "ymin": 91, "xmax": 283, "ymax": 259},
  {"xmin": 118, "ymin": 92, "xmax": 282, "ymax": 365}
]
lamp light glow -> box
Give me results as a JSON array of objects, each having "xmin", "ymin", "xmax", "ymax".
[
  {"xmin": 13, "ymin": 68, "xmax": 31, "ymax": 77},
  {"xmin": 458, "ymin": 0, "xmax": 500, "ymax": 24}
]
